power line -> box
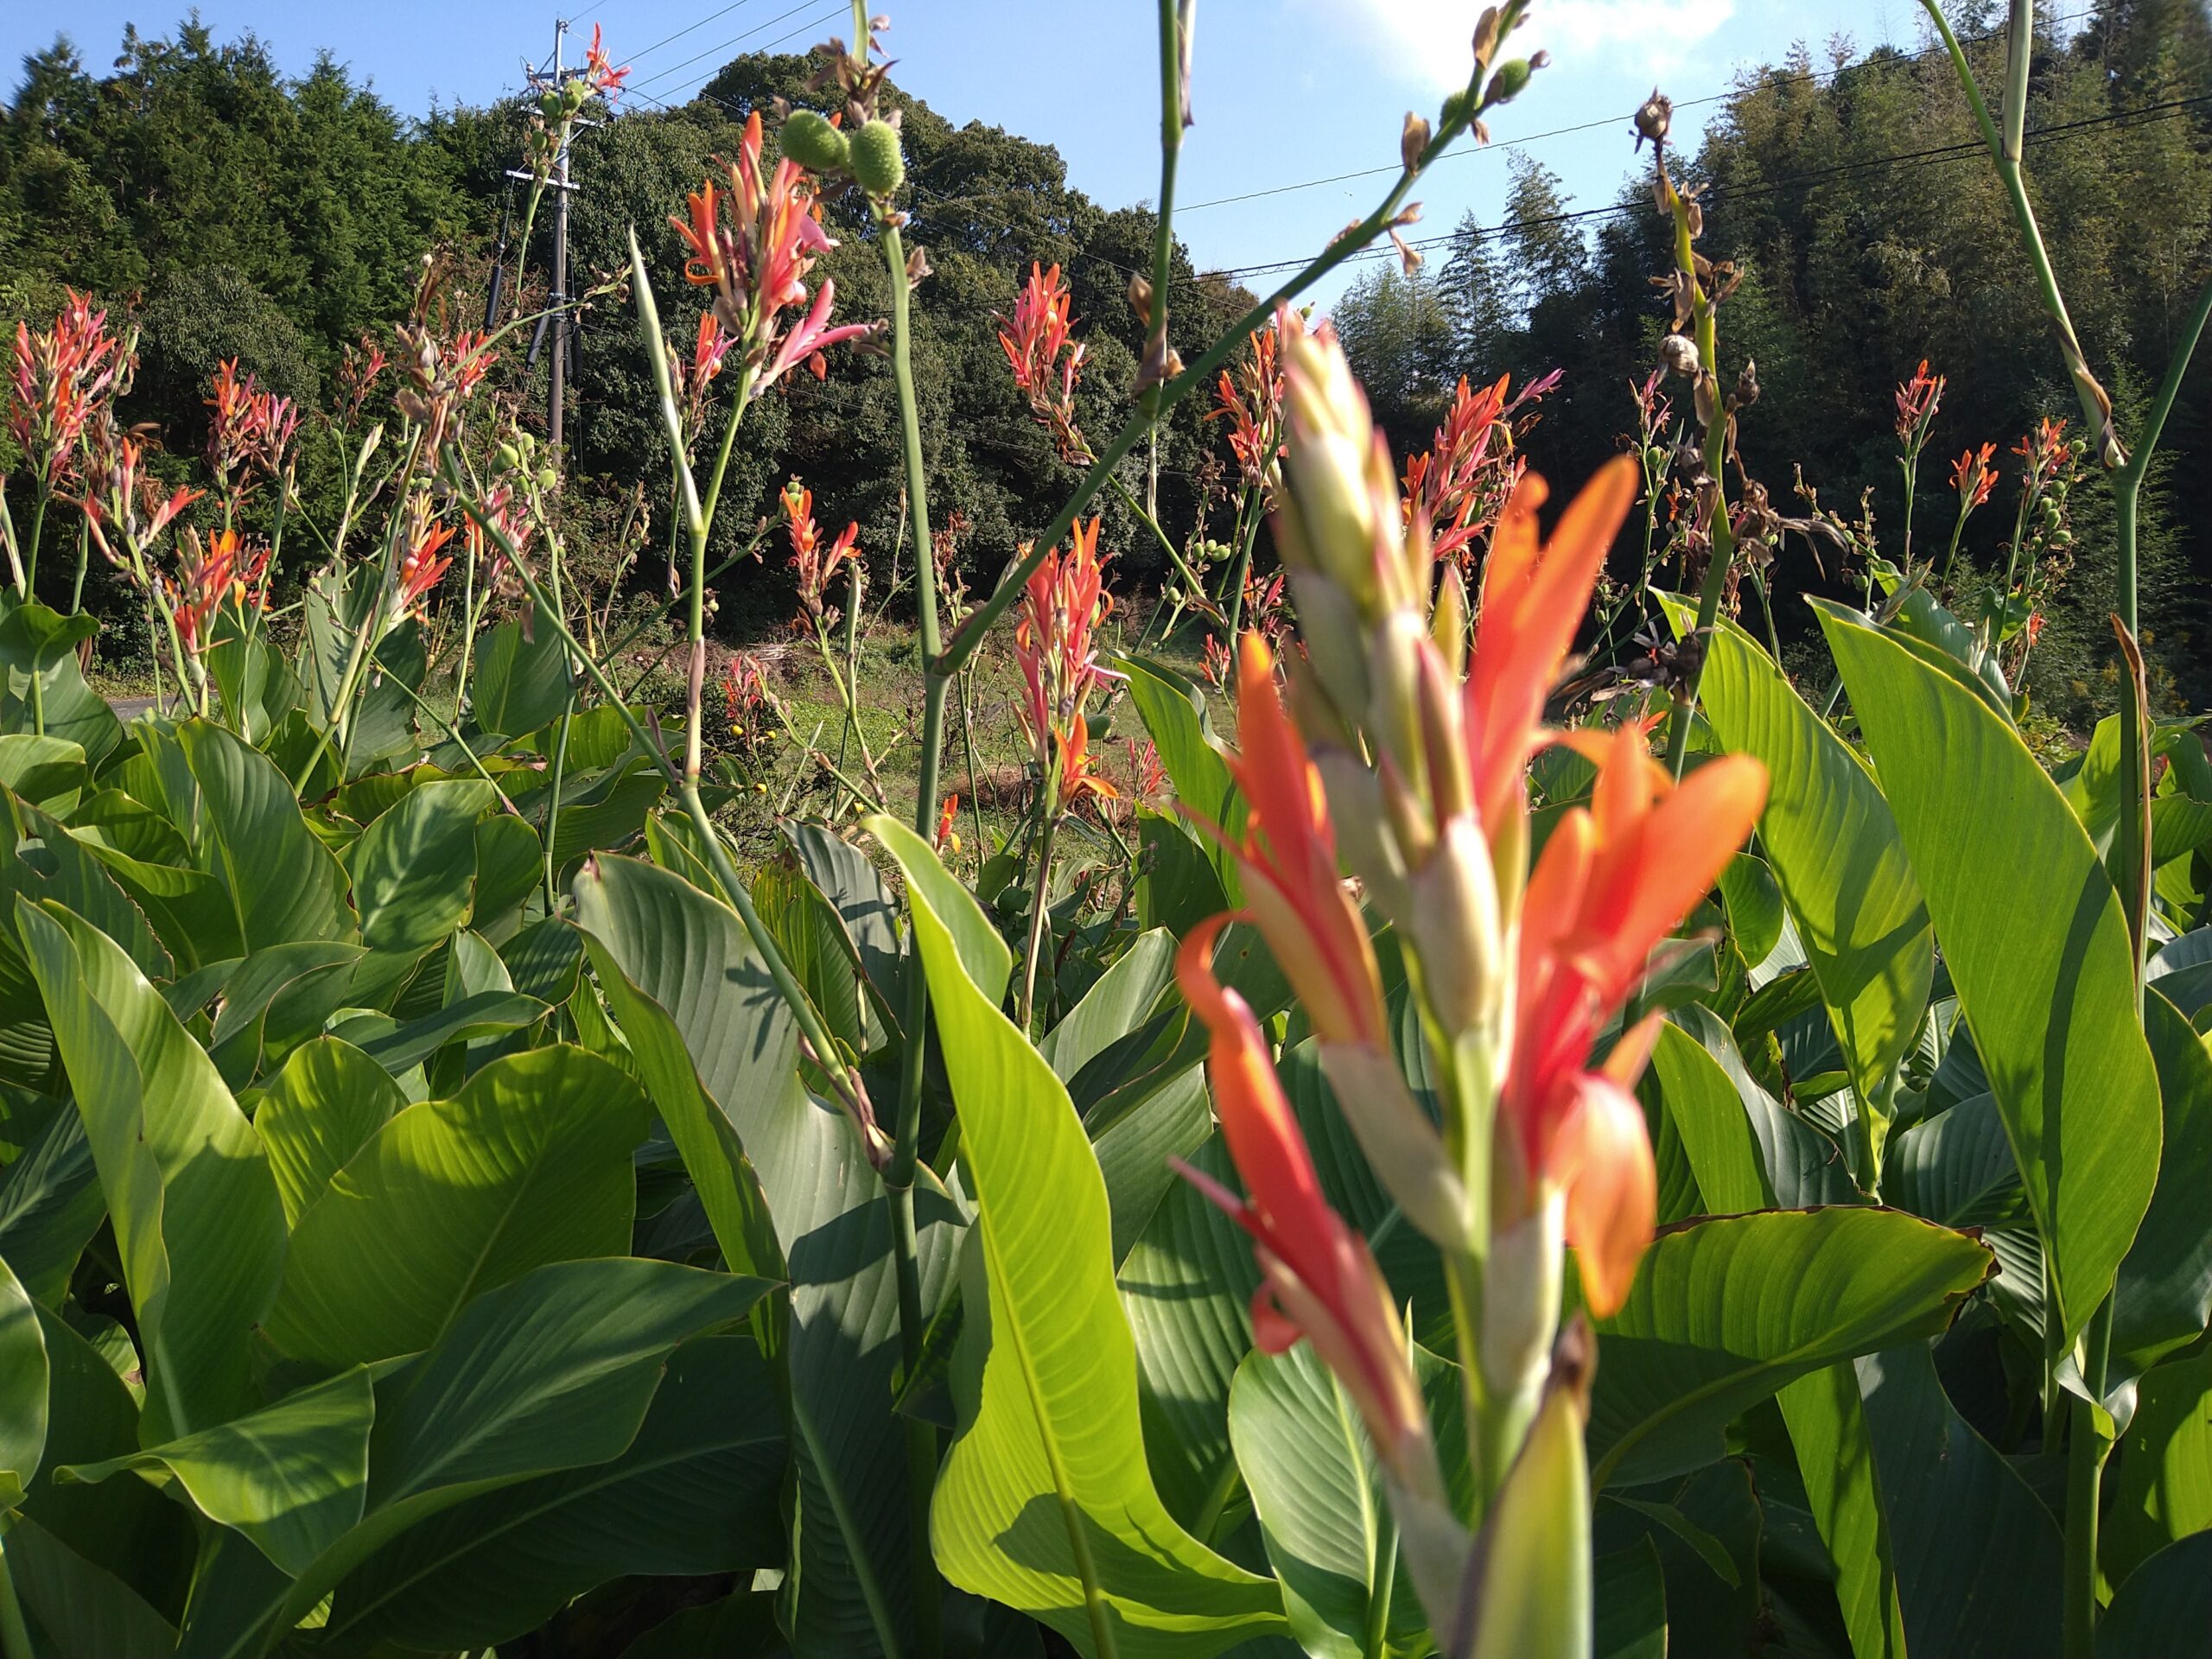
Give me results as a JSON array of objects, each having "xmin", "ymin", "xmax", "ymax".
[
  {"xmin": 1214, "ymin": 92, "xmax": 2212, "ymax": 281},
  {"xmin": 621, "ymin": 0, "xmax": 761, "ymax": 68},
  {"xmin": 1176, "ymin": 4, "xmax": 2100, "ymax": 215},
  {"xmin": 624, "ymin": 0, "xmax": 833, "ymax": 94}
]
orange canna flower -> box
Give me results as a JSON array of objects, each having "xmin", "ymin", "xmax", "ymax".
[
  {"xmin": 783, "ymin": 480, "xmax": 862, "ymax": 623},
  {"xmin": 1173, "ymin": 918, "xmax": 1430, "ymax": 1468},
  {"xmin": 1193, "ymin": 634, "xmax": 1387, "ymax": 1049},
  {"xmin": 168, "ymin": 527, "xmax": 268, "ymax": 657},
  {"xmin": 1894, "ymin": 359, "xmax": 1945, "ymax": 447},
  {"xmin": 933, "ymin": 792, "xmax": 961, "ymax": 852},
  {"xmin": 1952, "ymin": 442, "xmax": 1998, "ymax": 510},
  {"xmin": 397, "ymin": 520, "xmax": 457, "ymax": 618},
  {"xmin": 1463, "ymin": 456, "xmax": 1641, "ymax": 840},
  {"xmin": 1014, "ymin": 518, "xmax": 1118, "ymax": 810},
  {"xmin": 998, "ymin": 262, "xmax": 1089, "ymax": 461},
  {"xmin": 1506, "ymin": 721, "xmax": 1767, "ymax": 1313}
]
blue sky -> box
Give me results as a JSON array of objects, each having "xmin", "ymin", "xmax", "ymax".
[{"xmin": 3, "ymin": 2, "xmax": 2034, "ymax": 308}]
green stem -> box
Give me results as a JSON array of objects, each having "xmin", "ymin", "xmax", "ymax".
[
  {"xmin": 1107, "ymin": 472, "xmax": 1211, "ymax": 614},
  {"xmin": 1938, "ymin": 498, "xmax": 1972, "ymax": 601},
  {"xmin": 1018, "ymin": 798, "xmax": 1062, "ymax": 1033},
  {"xmin": 68, "ymin": 518, "xmax": 89, "ymax": 615},
  {"xmin": 875, "ymin": 203, "xmax": 950, "ymax": 1659},
  {"xmin": 959, "ymin": 663, "xmax": 988, "ymax": 859},
  {"xmin": 1661, "ymin": 154, "xmax": 1737, "ymax": 777},
  {"xmin": 1919, "ymin": 0, "xmax": 2122, "ymax": 465},
  {"xmin": 2061, "ymin": 1299, "xmax": 2114, "ymax": 1659},
  {"xmin": 22, "ymin": 492, "xmax": 48, "ymax": 603}
]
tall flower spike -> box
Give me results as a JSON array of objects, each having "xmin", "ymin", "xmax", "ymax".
[
  {"xmin": 1952, "ymin": 442, "xmax": 1997, "ymax": 510},
  {"xmin": 669, "ymin": 111, "xmax": 877, "ymax": 399},
  {"xmin": 1893, "ymin": 359, "xmax": 1944, "ymax": 447},
  {"xmin": 1013, "ymin": 518, "xmax": 1119, "ymax": 811},
  {"xmin": 997, "ymin": 262, "xmax": 1090, "ymax": 462}
]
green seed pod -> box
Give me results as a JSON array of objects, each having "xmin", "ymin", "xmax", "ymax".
[
  {"xmin": 496, "ymin": 442, "xmax": 521, "ymax": 472},
  {"xmin": 781, "ymin": 109, "xmax": 850, "ymax": 175},
  {"xmin": 1486, "ymin": 57, "xmax": 1532, "ymax": 105},
  {"xmin": 536, "ymin": 467, "xmax": 558, "ymax": 492},
  {"xmin": 1440, "ymin": 86, "xmax": 1474, "ymax": 130},
  {"xmin": 849, "ymin": 119, "xmax": 906, "ymax": 196}
]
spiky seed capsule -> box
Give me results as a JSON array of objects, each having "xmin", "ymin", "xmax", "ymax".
[
  {"xmin": 1485, "ymin": 58, "xmax": 1532, "ymax": 106},
  {"xmin": 781, "ymin": 109, "xmax": 850, "ymax": 175},
  {"xmin": 849, "ymin": 120, "xmax": 906, "ymax": 196}
]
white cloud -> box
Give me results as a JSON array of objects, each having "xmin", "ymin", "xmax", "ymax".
[{"xmin": 1343, "ymin": 0, "xmax": 1739, "ymax": 92}]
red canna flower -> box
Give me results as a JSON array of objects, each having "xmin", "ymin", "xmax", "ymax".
[
  {"xmin": 2023, "ymin": 609, "xmax": 2044, "ymax": 650},
  {"xmin": 204, "ymin": 359, "xmax": 298, "ymax": 507},
  {"xmin": 998, "ymin": 262, "xmax": 1090, "ymax": 462},
  {"xmin": 8, "ymin": 289, "xmax": 130, "ymax": 493},
  {"xmin": 582, "ymin": 22, "xmax": 630, "ymax": 99},
  {"xmin": 670, "ymin": 112, "xmax": 876, "ymax": 398},
  {"xmin": 1951, "ymin": 442, "xmax": 1998, "ymax": 510},
  {"xmin": 396, "ymin": 519, "xmax": 457, "ymax": 619},
  {"xmin": 1401, "ymin": 372, "xmax": 1513, "ymax": 564},
  {"xmin": 1894, "ymin": 359, "xmax": 1944, "ymax": 448},
  {"xmin": 167, "ymin": 526, "xmax": 268, "ymax": 657},
  {"xmin": 1125, "ymin": 736, "xmax": 1167, "ymax": 806},
  {"xmin": 1211, "ymin": 308, "xmax": 1297, "ymax": 497},
  {"xmin": 1172, "ymin": 918, "xmax": 1431, "ymax": 1471},
  {"xmin": 784, "ymin": 480, "xmax": 863, "ymax": 624},
  {"xmin": 2015, "ymin": 416, "xmax": 2069, "ymax": 489},
  {"xmin": 933, "ymin": 792, "xmax": 961, "ymax": 852},
  {"xmin": 1462, "ymin": 456, "xmax": 1642, "ymax": 840},
  {"xmin": 721, "ymin": 651, "xmax": 770, "ymax": 722},
  {"xmin": 1195, "ymin": 634, "xmax": 1388, "ymax": 1049},
  {"xmin": 1504, "ymin": 721, "xmax": 1767, "ymax": 1313},
  {"xmin": 1014, "ymin": 518, "xmax": 1119, "ymax": 810}
]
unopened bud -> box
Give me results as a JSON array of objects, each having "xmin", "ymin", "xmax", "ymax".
[
  {"xmin": 1313, "ymin": 747, "xmax": 1410, "ymax": 922},
  {"xmin": 1402, "ymin": 111, "xmax": 1432, "ymax": 171},
  {"xmin": 1659, "ymin": 333, "xmax": 1699, "ymax": 376},
  {"xmin": 1431, "ymin": 563, "xmax": 1469, "ymax": 677},
  {"xmin": 1316, "ymin": 1043, "xmax": 1470, "ymax": 1249},
  {"xmin": 1405, "ymin": 812, "xmax": 1503, "ymax": 1038}
]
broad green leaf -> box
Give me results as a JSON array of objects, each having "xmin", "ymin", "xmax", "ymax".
[
  {"xmin": 1588, "ymin": 1207, "xmax": 1993, "ymax": 1488},
  {"xmin": 873, "ymin": 814, "xmax": 1011, "ymax": 1001},
  {"xmin": 0, "ymin": 1103, "xmax": 105, "ymax": 1304},
  {"xmin": 471, "ymin": 811, "xmax": 543, "ymax": 935},
  {"xmin": 1855, "ymin": 1341, "xmax": 2062, "ymax": 1657},
  {"xmin": 21, "ymin": 1305, "xmax": 194, "ymax": 1601},
  {"xmin": 1228, "ymin": 1341, "xmax": 1432, "ymax": 1657},
  {"xmin": 1649, "ymin": 1009, "xmax": 1860, "ymax": 1213},
  {"xmin": 0, "ymin": 596, "xmax": 122, "ymax": 766},
  {"xmin": 1884, "ymin": 1095, "xmax": 2024, "ymax": 1230},
  {"xmin": 205, "ymin": 939, "xmax": 365, "ymax": 1084},
  {"xmin": 264, "ymin": 1044, "xmax": 648, "ymax": 1367},
  {"xmin": 16, "ymin": 899, "xmax": 285, "ymax": 1442},
  {"xmin": 2103, "ymin": 1349, "xmax": 2212, "ymax": 1588},
  {"xmin": 1716, "ymin": 852, "xmax": 1784, "ymax": 969},
  {"xmin": 318, "ymin": 1335, "xmax": 784, "ymax": 1653},
  {"xmin": 1662, "ymin": 601, "xmax": 1931, "ymax": 1143},
  {"xmin": 4, "ymin": 1518, "xmax": 179, "ymax": 1658},
  {"xmin": 470, "ymin": 605, "xmax": 571, "ymax": 738},
  {"xmin": 1821, "ymin": 601, "xmax": 2161, "ymax": 1346},
  {"xmin": 787, "ymin": 818, "xmax": 905, "ymax": 1012},
  {"xmin": 1592, "ymin": 1539, "xmax": 1667, "ymax": 1659},
  {"xmin": 327, "ymin": 988, "xmax": 547, "ymax": 1073},
  {"xmin": 1044, "ymin": 928, "xmax": 1175, "ymax": 1083},
  {"xmin": 59, "ymin": 1367, "xmax": 373, "ymax": 1576},
  {"xmin": 2113, "ymin": 990, "xmax": 2212, "ymax": 1373},
  {"xmin": 0, "ymin": 733, "xmax": 85, "ymax": 813},
  {"xmin": 882, "ymin": 822, "xmax": 1284, "ymax": 1656},
  {"xmin": 0, "ymin": 1251, "xmax": 48, "ymax": 1509},
  {"xmin": 3, "ymin": 790, "xmax": 170, "ymax": 980},
  {"xmin": 347, "ymin": 779, "xmax": 495, "ymax": 953},
  {"xmin": 2099, "ymin": 1531, "xmax": 2212, "ymax": 1658},
  {"xmin": 251, "ymin": 1037, "xmax": 406, "ymax": 1228},
  {"xmin": 1122, "ymin": 657, "xmax": 1244, "ymax": 902},
  {"xmin": 575, "ymin": 849, "xmax": 966, "ymax": 1656},
  {"xmin": 215, "ymin": 1257, "xmax": 772, "ymax": 1656},
  {"xmin": 1649, "ymin": 1017, "xmax": 1903, "ymax": 1659},
  {"xmin": 177, "ymin": 721, "xmax": 355, "ymax": 949}
]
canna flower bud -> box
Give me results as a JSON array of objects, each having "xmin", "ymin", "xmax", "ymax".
[
  {"xmin": 1404, "ymin": 811, "xmax": 1504, "ymax": 1039},
  {"xmin": 1277, "ymin": 315, "xmax": 1404, "ymax": 608},
  {"xmin": 1431, "ymin": 562, "xmax": 1469, "ymax": 679}
]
